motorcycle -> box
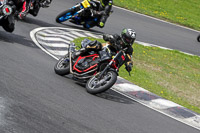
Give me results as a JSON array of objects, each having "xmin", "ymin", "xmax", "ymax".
[
  {"xmin": 56, "ymin": 0, "xmax": 106, "ymax": 29},
  {"xmin": 54, "ymin": 39, "xmax": 128, "ymax": 94},
  {"xmin": 197, "ymin": 34, "xmax": 200, "ymax": 42},
  {"xmin": 0, "ymin": 0, "xmax": 16, "ymax": 32}
]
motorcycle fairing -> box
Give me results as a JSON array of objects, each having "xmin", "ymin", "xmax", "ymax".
[{"xmin": 73, "ymin": 54, "xmax": 99, "ymax": 73}]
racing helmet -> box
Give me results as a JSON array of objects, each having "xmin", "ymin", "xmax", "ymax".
[{"xmin": 121, "ymin": 28, "xmax": 136, "ymax": 46}]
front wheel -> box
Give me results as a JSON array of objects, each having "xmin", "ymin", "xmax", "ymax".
[
  {"xmin": 86, "ymin": 71, "xmax": 117, "ymax": 94},
  {"xmin": 56, "ymin": 9, "xmax": 73, "ymax": 23},
  {"xmin": 54, "ymin": 57, "xmax": 70, "ymax": 76},
  {"xmin": 197, "ymin": 35, "xmax": 200, "ymax": 42}
]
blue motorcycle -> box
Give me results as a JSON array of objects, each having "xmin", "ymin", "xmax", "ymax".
[{"xmin": 56, "ymin": 0, "xmax": 101, "ymax": 29}]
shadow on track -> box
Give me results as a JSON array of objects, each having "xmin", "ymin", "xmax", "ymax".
[
  {"xmin": 18, "ymin": 17, "xmax": 58, "ymax": 27},
  {"xmin": 57, "ymin": 23, "xmax": 104, "ymax": 35},
  {"xmin": 0, "ymin": 30, "xmax": 36, "ymax": 48},
  {"xmin": 75, "ymin": 82, "xmax": 134, "ymax": 104}
]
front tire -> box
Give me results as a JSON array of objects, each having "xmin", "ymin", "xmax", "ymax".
[
  {"xmin": 86, "ymin": 71, "xmax": 117, "ymax": 94},
  {"xmin": 197, "ymin": 35, "xmax": 200, "ymax": 42},
  {"xmin": 2, "ymin": 16, "xmax": 15, "ymax": 33},
  {"xmin": 56, "ymin": 9, "xmax": 72, "ymax": 23},
  {"xmin": 54, "ymin": 57, "xmax": 70, "ymax": 76}
]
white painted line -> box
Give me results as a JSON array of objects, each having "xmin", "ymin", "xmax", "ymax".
[
  {"xmin": 70, "ymin": 31, "xmax": 87, "ymax": 37},
  {"xmin": 37, "ymin": 32, "xmax": 74, "ymax": 41},
  {"xmin": 150, "ymin": 99, "xmax": 182, "ymax": 110},
  {"xmin": 111, "ymin": 88, "xmax": 200, "ymax": 131},
  {"xmin": 30, "ymin": 28, "xmax": 59, "ymax": 60},
  {"xmin": 42, "ymin": 29, "xmax": 58, "ymax": 34},
  {"xmin": 48, "ymin": 49, "xmax": 68, "ymax": 56},
  {"xmin": 84, "ymin": 32, "xmax": 101, "ymax": 38},
  {"xmin": 114, "ymin": 83, "xmax": 149, "ymax": 92},
  {"xmin": 39, "ymin": 42, "xmax": 69, "ymax": 48},
  {"xmin": 185, "ymin": 116, "xmax": 200, "ymax": 127},
  {"xmin": 113, "ymin": 5, "xmax": 200, "ymax": 33},
  {"xmin": 36, "ymin": 36, "xmax": 70, "ymax": 44},
  {"xmin": 135, "ymin": 40, "xmax": 199, "ymax": 57},
  {"xmin": 135, "ymin": 41, "xmax": 172, "ymax": 50},
  {"xmin": 56, "ymin": 32, "xmax": 79, "ymax": 39}
]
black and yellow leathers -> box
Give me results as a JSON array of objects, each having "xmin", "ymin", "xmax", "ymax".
[{"xmin": 86, "ymin": 0, "xmax": 113, "ymax": 28}]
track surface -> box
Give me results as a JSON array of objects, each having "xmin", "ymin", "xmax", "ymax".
[{"xmin": 0, "ymin": 0, "xmax": 199, "ymax": 132}]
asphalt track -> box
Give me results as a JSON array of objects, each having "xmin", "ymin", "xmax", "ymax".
[{"xmin": 0, "ymin": 0, "xmax": 199, "ymax": 133}]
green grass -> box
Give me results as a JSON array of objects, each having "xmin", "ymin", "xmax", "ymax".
[
  {"xmin": 73, "ymin": 37, "xmax": 200, "ymax": 114},
  {"xmin": 112, "ymin": 0, "xmax": 200, "ymax": 30}
]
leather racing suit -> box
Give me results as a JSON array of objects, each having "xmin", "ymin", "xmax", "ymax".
[{"xmin": 83, "ymin": 0, "xmax": 113, "ymax": 28}]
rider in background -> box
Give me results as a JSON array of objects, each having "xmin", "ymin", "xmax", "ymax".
[
  {"xmin": 85, "ymin": 0, "xmax": 113, "ymax": 28},
  {"xmin": 12, "ymin": 0, "xmax": 31, "ymax": 19},
  {"xmin": 13, "ymin": 0, "xmax": 52, "ymax": 19},
  {"xmin": 73, "ymin": 28, "xmax": 136, "ymax": 73}
]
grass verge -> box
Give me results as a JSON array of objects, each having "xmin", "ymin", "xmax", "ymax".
[
  {"xmin": 112, "ymin": 0, "xmax": 200, "ymax": 31},
  {"xmin": 73, "ymin": 37, "xmax": 200, "ymax": 114}
]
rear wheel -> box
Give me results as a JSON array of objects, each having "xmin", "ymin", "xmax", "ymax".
[
  {"xmin": 56, "ymin": 9, "xmax": 73, "ymax": 23},
  {"xmin": 54, "ymin": 57, "xmax": 70, "ymax": 76},
  {"xmin": 86, "ymin": 71, "xmax": 117, "ymax": 94},
  {"xmin": 197, "ymin": 35, "xmax": 200, "ymax": 42}
]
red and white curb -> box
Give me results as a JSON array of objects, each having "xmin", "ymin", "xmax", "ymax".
[{"xmin": 30, "ymin": 27, "xmax": 200, "ymax": 130}]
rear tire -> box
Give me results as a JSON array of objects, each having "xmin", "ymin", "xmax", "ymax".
[
  {"xmin": 197, "ymin": 35, "xmax": 200, "ymax": 42},
  {"xmin": 56, "ymin": 9, "xmax": 72, "ymax": 23},
  {"xmin": 54, "ymin": 57, "xmax": 70, "ymax": 76},
  {"xmin": 86, "ymin": 71, "xmax": 117, "ymax": 94}
]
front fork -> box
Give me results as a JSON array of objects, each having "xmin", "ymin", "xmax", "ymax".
[
  {"xmin": 69, "ymin": 52, "xmax": 74, "ymax": 74},
  {"xmin": 69, "ymin": 43, "xmax": 76, "ymax": 74},
  {"xmin": 97, "ymin": 61, "xmax": 113, "ymax": 80},
  {"xmin": 70, "ymin": 4, "xmax": 81, "ymax": 13}
]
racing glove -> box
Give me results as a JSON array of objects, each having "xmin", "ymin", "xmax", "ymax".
[{"xmin": 125, "ymin": 62, "xmax": 133, "ymax": 72}]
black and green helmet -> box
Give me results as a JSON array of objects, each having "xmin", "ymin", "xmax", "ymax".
[{"xmin": 121, "ymin": 28, "xmax": 136, "ymax": 46}]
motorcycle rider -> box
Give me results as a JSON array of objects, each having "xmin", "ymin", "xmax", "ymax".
[
  {"xmin": 13, "ymin": 0, "xmax": 52, "ymax": 19},
  {"xmin": 73, "ymin": 28, "xmax": 136, "ymax": 72},
  {"xmin": 94, "ymin": 0, "xmax": 113, "ymax": 28},
  {"xmin": 11, "ymin": 0, "xmax": 31, "ymax": 19},
  {"xmin": 78, "ymin": 0, "xmax": 113, "ymax": 28},
  {"xmin": 103, "ymin": 28, "xmax": 136, "ymax": 72}
]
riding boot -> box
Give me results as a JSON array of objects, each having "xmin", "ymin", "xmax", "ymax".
[{"xmin": 29, "ymin": 2, "xmax": 40, "ymax": 16}]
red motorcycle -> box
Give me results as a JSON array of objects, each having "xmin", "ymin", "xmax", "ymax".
[{"xmin": 54, "ymin": 39, "xmax": 127, "ymax": 94}]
